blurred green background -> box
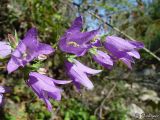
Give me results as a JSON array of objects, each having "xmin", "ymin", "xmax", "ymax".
[{"xmin": 0, "ymin": 0, "xmax": 160, "ymax": 120}]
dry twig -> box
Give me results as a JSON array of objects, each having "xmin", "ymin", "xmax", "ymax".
[{"xmin": 94, "ymin": 83, "xmax": 116, "ymax": 119}]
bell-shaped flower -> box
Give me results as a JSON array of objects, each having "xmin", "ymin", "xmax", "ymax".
[
  {"xmin": 93, "ymin": 50, "xmax": 113, "ymax": 69},
  {"xmin": 27, "ymin": 72, "xmax": 71, "ymax": 111},
  {"xmin": 65, "ymin": 59, "xmax": 102, "ymax": 90},
  {"xmin": 0, "ymin": 41, "xmax": 11, "ymax": 58},
  {"xmin": 0, "ymin": 86, "xmax": 10, "ymax": 105},
  {"xmin": 104, "ymin": 36, "xmax": 144, "ymax": 69},
  {"xmin": 59, "ymin": 16, "xmax": 99, "ymax": 56},
  {"xmin": 7, "ymin": 28, "xmax": 54, "ymax": 73}
]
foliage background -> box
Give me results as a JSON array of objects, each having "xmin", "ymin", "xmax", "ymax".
[{"xmin": 0, "ymin": 0, "xmax": 160, "ymax": 120}]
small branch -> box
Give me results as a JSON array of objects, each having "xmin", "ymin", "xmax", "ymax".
[
  {"xmin": 94, "ymin": 83, "xmax": 116, "ymax": 119},
  {"xmin": 88, "ymin": 12, "xmax": 160, "ymax": 62}
]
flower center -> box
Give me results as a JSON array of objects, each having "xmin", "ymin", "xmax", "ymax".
[
  {"xmin": 22, "ymin": 53, "xmax": 27, "ymax": 58},
  {"xmin": 67, "ymin": 41, "xmax": 80, "ymax": 47},
  {"xmin": 22, "ymin": 48, "xmax": 30, "ymax": 59}
]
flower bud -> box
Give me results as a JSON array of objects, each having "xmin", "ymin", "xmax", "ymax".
[
  {"xmin": 38, "ymin": 54, "xmax": 47, "ymax": 61},
  {"xmin": 37, "ymin": 68, "xmax": 47, "ymax": 75}
]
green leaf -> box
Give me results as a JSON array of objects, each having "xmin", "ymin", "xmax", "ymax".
[
  {"xmin": 31, "ymin": 61, "xmax": 42, "ymax": 69},
  {"xmin": 64, "ymin": 112, "xmax": 70, "ymax": 120},
  {"xmin": 14, "ymin": 30, "xmax": 19, "ymax": 43}
]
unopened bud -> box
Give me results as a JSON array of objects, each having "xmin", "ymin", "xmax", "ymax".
[
  {"xmin": 38, "ymin": 54, "xmax": 47, "ymax": 61},
  {"xmin": 7, "ymin": 34, "xmax": 18, "ymax": 48},
  {"xmin": 37, "ymin": 68, "xmax": 47, "ymax": 74}
]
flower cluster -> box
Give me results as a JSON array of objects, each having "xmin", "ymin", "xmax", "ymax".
[{"xmin": 0, "ymin": 16, "xmax": 144, "ymax": 111}]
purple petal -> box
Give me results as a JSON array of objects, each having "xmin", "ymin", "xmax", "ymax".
[
  {"xmin": 0, "ymin": 94, "xmax": 3, "ymax": 105},
  {"xmin": 71, "ymin": 63, "xmax": 94, "ymax": 89},
  {"xmin": 120, "ymin": 58, "xmax": 132, "ymax": 69},
  {"xmin": 113, "ymin": 51, "xmax": 135, "ymax": 69},
  {"xmin": 66, "ymin": 61, "xmax": 94, "ymax": 90},
  {"xmin": 58, "ymin": 16, "xmax": 99, "ymax": 56},
  {"xmin": 73, "ymin": 72, "xmax": 94, "ymax": 90},
  {"xmin": 91, "ymin": 39, "xmax": 102, "ymax": 47},
  {"xmin": 68, "ymin": 29, "xmax": 99, "ymax": 45},
  {"xmin": 104, "ymin": 36, "xmax": 143, "ymax": 69},
  {"xmin": 7, "ymin": 56, "xmax": 22, "ymax": 73},
  {"xmin": 48, "ymin": 91, "xmax": 61, "ymax": 101},
  {"xmin": 42, "ymin": 96, "xmax": 52, "ymax": 112},
  {"xmin": 0, "ymin": 41, "xmax": 11, "ymax": 58},
  {"xmin": 67, "ymin": 16, "xmax": 83, "ymax": 33},
  {"xmin": 0, "ymin": 86, "xmax": 5, "ymax": 93},
  {"xmin": 128, "ymin": 41, "xmax": 144, "ymax": 49},
  {"xmin": 23, "ymin": 28, "xmax": 38, "ymax": 42},
  {"xmin": 73, "ymin": 59, "xmax": 102, "ymax": 75},
  {"xmin": 11, "ymin": 40, "xmax": 36, "ymax": 64},
  {"xmin": 12, "ymin": 41, "xmax": 26, "ymax": 57},
  {"xmin": 37, "ymin": 43, "xmax": 54, "ymax": 55},
  {"xmin": 59, "ymin": 36, "xmax": 89, "ymax": 56},
  {"xmin": 7, "ymin": 28, "xmax": 54, "ymax": 73},
  {"xmin": 52, "ymin": 80, "xmax": 71, "ymax": 85},
  {"xmin": 105, "ymin": 43, "xmax": 135, "ymax": 62},
  {"xmin": 27, "ymin": 72, "xmax": 65, "ymax": 111},
  {"xmin": 0, "ymin": 86, "xmax": 11, "ymax": 106},
  {"xmin": 28, "ymin": 81, "xmax": 60, "ymax": 97},
  {"xmin": 105, "ymin": 36, "xmax": 137, "ymax": 52},
  {"xmin": 104, "ymin": 45, "xmax": 135, "ymax": 69},
  {"xmin": 93, "ymin": 50, "xmax": 113, "ymax": 69},
  {"xmin": 75, "ymin": 79, "xmax": 94, "ymax": 90},
  {"xmin": 73, "ymin": 81, "xmax": 81, "ymax": 91},
  {"xmin": 127, "ymin": 50, "xmax": 140, "ymax": 59},
  {"xmin": 70, "ymin": 69, "xmax": 94, "ymax": 90},
  {"xmin": 22, "ymin": 28, "xmax": 39, "ymax": 52},
  {"xmin": 28, "ymin": 73, "xmax": 59, "ymax": 91},
  {"xmin": 0, "ymin": 86, "xmax": 11, "ymax": 93},
  {"xmin": 29, "ymin": 72, "xmax": 70, "ymax": 86}
]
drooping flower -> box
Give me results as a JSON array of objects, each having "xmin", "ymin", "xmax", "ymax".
[
  {"xmin": 104, "ymin": 36, "xmax": 144, "ymax": 69},
  {"xmin": 65, "ymin": 59, "xmax": 102, "ymax": 90},
  {"xmin": 93, "ymin": 50, "xmax": 113, "ymax": 69},
  {"xmin": 0, "ymin": 86, "xmax": 10, "ymax": 105},
  {"xmin": 7, "ymin": 28, "xmax": 54, "ymax": 73},
  {"xmin": 0, "ymin": 41, "xmax": 11, "ymax": 58},
  {"xmin": 27, "ymin": 72, "xmax": 71, "ymax": 111},
  {"xmin": 59, "ymin": 16, "xmax": 99, "ymax": 56}
]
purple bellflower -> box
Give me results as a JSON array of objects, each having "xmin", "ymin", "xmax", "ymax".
[
  {"xmin": 0, "ymin": 86, "xmax": 10, "ymax": 106},
  {"xmin": 59, "ymin": 16, "xmax": 99, "ymax": 56},
  {"xmin": 90, "ymin": 39, "xmax": 114, "ymax": 69},
  {"xmin": 0, "ymin": 41, "xmax": 11, "ymax": 58},
  {"xmin": 104, "ymin": 36, "xmax": 144, "ymax": 69},
  {"xmin": 7, "ymin": 28, "xmax": 54, "ymax": 73},
  {"xmin": 27, "ymin": 72, "xmax": 71, "ymax": 111},
  {"xmin": 93, "ymin": 50, "xmax": 113, "ymax": 69},
  {"xmin": 65, "ymin": 59, "xmax": 102, "ymax": 90}
]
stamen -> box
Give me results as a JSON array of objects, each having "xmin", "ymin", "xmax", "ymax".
[
  {"xmin": 22, "ymin": 53, "xmax": 27, "ymax": 58},
  {"xmin": 67, "ymin": 41, "xmax": 80, "ymax": 47}
]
